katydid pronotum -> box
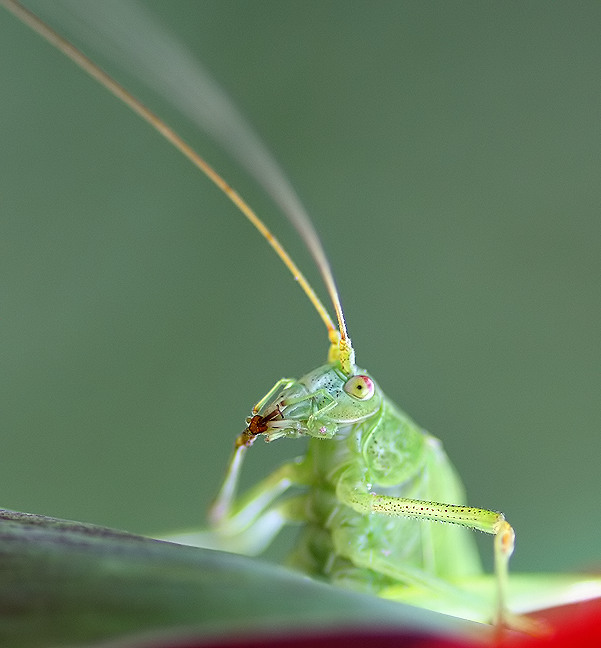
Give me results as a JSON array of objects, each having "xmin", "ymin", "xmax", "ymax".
[{"xmin": 3, "ymin": 0, "xmax": 600, "ymax": 634}]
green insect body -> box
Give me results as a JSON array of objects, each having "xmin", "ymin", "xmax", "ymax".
[
  {"xmin": 207, "ymin": 355, "xmax": 514, "ymax": 625},
  {"xmin": 0, "ymin": 0, "xmax": 513, "ymax": 626},
  {"xmin": 250, "ymin": 363, "xmax": 483, "ymax": 588},
  {"xmin": 6, "ymin": 0, "xmax": 600, "ymax": 635}
]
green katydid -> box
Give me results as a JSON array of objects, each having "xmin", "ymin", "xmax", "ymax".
[{"xmin": 3, "ymin": 0, "xmax": 600, "ymax": 634}]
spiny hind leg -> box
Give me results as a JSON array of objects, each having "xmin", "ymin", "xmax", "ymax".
[{"xmin": 337, "ymin": 480, "xmax": 517, "ymax": 627}]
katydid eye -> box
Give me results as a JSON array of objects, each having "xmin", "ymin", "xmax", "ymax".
[{"xmin": 343, "ymin": 375, "xmax": 374, "ymax": 400}]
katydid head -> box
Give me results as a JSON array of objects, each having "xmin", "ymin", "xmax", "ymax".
[{"xmin": 238, "ymin": 363, "xmax": 382, "ymax": 446}]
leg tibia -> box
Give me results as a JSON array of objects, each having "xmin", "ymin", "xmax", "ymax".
[
  {"xmin": 210, "ymin": 458, "xmax": 304, "ymax": 533},
  {"xmin": 338, "ymin": 483, "xmax": 517, "ymax": 628}
]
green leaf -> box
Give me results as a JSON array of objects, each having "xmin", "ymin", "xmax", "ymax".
[{"xmin": 0, "ymin": 509, "xmax": 482, "ymax": 647}]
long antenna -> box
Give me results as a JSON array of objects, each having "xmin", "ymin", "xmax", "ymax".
[{"xmin": 2, "ymin": 0, "xmax": 358, "ymax": 370}]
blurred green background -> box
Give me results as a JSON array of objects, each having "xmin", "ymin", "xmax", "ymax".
[{"xmin": 1, "ymin": 1, "xmax": 599, "ymax": 577}]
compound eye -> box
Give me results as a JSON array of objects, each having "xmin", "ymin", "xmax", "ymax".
[{"xmin": 343, "ymin": 374, "xmax": 375, "ymax": 400}]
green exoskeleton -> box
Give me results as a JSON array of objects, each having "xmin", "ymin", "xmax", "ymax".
[
  {"xmin": 5, "ymin": 0, "xmax": 599, "ymax": 635},
  {"xmin": 202, "ymin": 279, "xmax": 517, "ymax": 629}
]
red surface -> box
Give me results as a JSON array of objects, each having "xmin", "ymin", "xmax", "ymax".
[{"xmin": 120, "ymin": 596, "xmax": 601, "ymax": 648}]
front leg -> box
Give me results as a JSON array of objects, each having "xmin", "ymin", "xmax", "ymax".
[
  {"xmin": 165, "ymin": 455, "xmax": 307, "ymax": 555},
  {"xmin": 336, "ymin": 474, "xmax": 515, "ymax": 627},
  {"xmin": 253, "ymin": 388, "xmax": 339, "ymax": 442},
  {"xmin": 168, "ymin": 492, "xmax": 307, "ymax": 556},
  {"xmin": 210, "ymin": 446, "xmax": 306, "ymax": 531}
]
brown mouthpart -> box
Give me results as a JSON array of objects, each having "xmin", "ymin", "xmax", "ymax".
[{"xmin": 234, "ymin": 408, "xmax": 283, "ymax": 448}]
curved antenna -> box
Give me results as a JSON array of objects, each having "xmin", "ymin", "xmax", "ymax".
[
  {"xmin": 0, "ymin": 0, "xmax": 354, "ymax": 375},
  {"xmin": 3, "ymin": 0, "xmax": 356, "ymax": 374}
]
